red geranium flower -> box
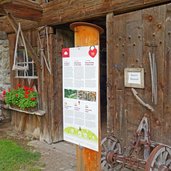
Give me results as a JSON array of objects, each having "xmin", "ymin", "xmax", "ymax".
[
  {"xmin": 25, "ymin": 94, "xmax": 29, "ymax": 98},
  {"xmin": 29, "ymin": 88, "xmax": 33, "ymax": 91},
  {"xmin": 24, "ymin": 86, "xmax": 29, "ymax": 91},
  {"xmin": 2, "ymin": 90, "xmax": 6, "ymax": 95},
  {"xmin": 16, "ymin": 94, "xmax": 18, "ymax": 97},
  {"xmin": 31, "ymin": 97, "xmax": 36, "ymax": 101},
  {"xmin": 17, "ymin": 83, "xmax": 21, "ymax": 87},
  {"xmin": 25, "ymin": 91, "xmax": 30, "ymax": 95}
]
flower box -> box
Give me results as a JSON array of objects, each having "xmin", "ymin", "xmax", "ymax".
[{"xmin": 2, "ymin": 84, "xmax": 38, "ymax": 111}]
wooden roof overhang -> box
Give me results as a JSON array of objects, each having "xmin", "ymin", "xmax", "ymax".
[
  {"xmin": 0, "ymin": 0, "xmax": 42, "ymax": 33},
  {"xmin": 0, "ymin": 0, "xmax": 171, "ymax": 33},
  {"xmin": 0, "ymin": 0, "xmax": 43, "ymax": 69},
  {"xmin": 0, "ymin": 0, "xmax": 42, "ymax": 21}
]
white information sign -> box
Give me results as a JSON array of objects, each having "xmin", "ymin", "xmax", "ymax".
[
  {"xmin": 128, "ymin": 72, "xmax": 141, "ymax": 84},
  {"xmin": 124, "ymin": 68, "xmax": 144, "ymax": 88},
  {"xmin": 62, "ymin": 45, "xmax": 99, "ymax": 151}
]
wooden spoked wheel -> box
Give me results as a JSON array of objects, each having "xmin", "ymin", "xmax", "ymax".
[
  {"xmin": 145, "ymin": 145, "xmax": 171, "ymax": 171},
  {"xmin": 101, "ymin": 136, "xmax": 122, "ymax": 171}
]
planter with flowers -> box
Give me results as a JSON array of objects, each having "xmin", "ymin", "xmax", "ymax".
[{"xmin": 3, "ymin": 84, "xmax": 38, "ymax": 112}]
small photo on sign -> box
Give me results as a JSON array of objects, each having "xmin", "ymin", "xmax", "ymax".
[
  {"xmin": 64, "ymin": 89, "xmax": 77, "ymax": 99},
  {"xmin": 124, "ymin": 68, "xmax": 144, "ymax": 89}
]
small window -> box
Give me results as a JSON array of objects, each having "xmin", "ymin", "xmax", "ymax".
[{"xmin": 15, "ymin": 56, "xmax": 38, "ymax": 79}]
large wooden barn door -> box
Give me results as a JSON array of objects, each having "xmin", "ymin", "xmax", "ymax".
[{"xmin": 107, "ymin": 3, "xmax": 171, "ymax": 147}]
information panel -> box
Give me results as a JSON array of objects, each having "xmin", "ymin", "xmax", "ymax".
[{"xmin": 62, "ymin": 45, "xmax": 99, "ymax": 151}]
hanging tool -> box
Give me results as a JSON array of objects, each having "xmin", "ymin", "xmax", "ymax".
[
  {"xmin": 6, "ymin": 13, "xmax": 41, "ymax": 70},
  {"xmin": 12, "ymin": 23, "xmax": 29, "ymax": 71},
  {"xmin": 149, "ymin": 52, "xmax": 157, "ymax": 105},
  {"xmin": 37, "ymin": 26, "xmax": 52, "ymax": 74},
  {"xmin": 131, "ymin": 88, "xmax": 154, "ymax": 112}
]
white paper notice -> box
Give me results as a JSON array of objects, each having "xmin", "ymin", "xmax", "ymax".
[
  {"xmin": 128, "ymin": 72, "xmax": 141, "ymax": 84},
  {"xmin": 62, "ymin": 45, "xmax": 99, "ymax": 151}
]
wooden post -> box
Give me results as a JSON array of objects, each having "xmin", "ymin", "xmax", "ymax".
[{"xmin": 70, "ymin": 22, "xmax": 103, "ymax": 171}]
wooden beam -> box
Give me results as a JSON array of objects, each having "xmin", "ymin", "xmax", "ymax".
[
  {"xmin": 0, "ymin": 0, "xmax": 42, "ymax": 21},
  {"xmin": 0, "ymin": 16, "xmax": 39, "ymax": 33},
  {"xmin": 0, "ymin": 16, "xmax": 12, "ymax": 32},
  {"xmin": 0, "ymin": 0, "xmax": 171, "ymax": 33},
  {"xmin": 40, "ymin": 0, "xmax": 171, "ymax": 26},
  {"xmin": 0, "ymin": 0, "xmax": 11, "ymax": 4},
  {"xmin": 0, "ymin": 7, "xmax": 6, "ymax": 16}
]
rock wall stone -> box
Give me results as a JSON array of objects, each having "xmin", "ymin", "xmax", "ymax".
[
  {"xmin": 0, "ymin": 31, "xmax": 10, "ymax": 89},
  {"xmin": 0, "ymin": 31, "xmax": 10, "ymax": 120}
]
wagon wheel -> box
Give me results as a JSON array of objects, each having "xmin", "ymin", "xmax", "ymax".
[
  {"xmin": 145, "ymin": 145, "xmax": 171, "ymax": 171},
  {"xmin": 101, "ymin": 136, "xmax": 122, "ymax": 171}
]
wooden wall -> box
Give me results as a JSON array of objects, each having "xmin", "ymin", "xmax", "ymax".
[
  {"xmin": 7, "ymin": 27, "xmax": 73, "ymax": 143},
  {"xmin": 107, "ymin": 3, "xmax": 171, "ymax": 147}
]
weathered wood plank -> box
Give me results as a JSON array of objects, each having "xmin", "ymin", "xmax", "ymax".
[
  {"xmin": 38, "ymin": 27, "xmax": 52, "ymax": 143},
  {"xmin": 143, "ymin": 5, "xmax": 165, "ymax": 143},
  {"xmin": 0, "ymin": 0, "xmax": 171, "ymax": 33},
  {"xmin": 124, "ymin": 10, "xmax": 144, "ymax": 145},
  {"xmin": 0, "ymin": 16, "xmax": 39, "ymax": 33},
  {"xmin": 163, "ymin": 3, "xmax": 171, "ymax": 145},
  {"xmin": 110, "ymin": 10, "xmax": 144, "ymax": 145},
  {"xmin": 40, "ymin": 0, "xmax": 171, "ymax": 26},
  {"xmin": 0, "ymin": 7, "xmax": 6, "ymax": 15},
  {"xmin": 51, "ymin": 29, "xmax": 73, "ymax": 142},
  {"xmin": 111, "ymin": 12, "xmax": 126, "ymax": 142},
  {"xmin": 0, "ymin": 0, "xmax": 42, "ymax": 21},
  {"xmin": 0, "ymin": 0, "xmax": 11, "ymax": 4},
  {"xmin": 7, "ymin": 33, "xmax": 16, "ymax": 128},
  {"xmin": 106, "ymin": 13, "xmax": 115, "ymax": 135},
  {"xmin": 144, "ymin": 0, "xmax": 166, "ymax": 5}
]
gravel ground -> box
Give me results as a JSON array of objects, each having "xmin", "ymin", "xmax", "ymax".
[{"xmin": 28, "ymin": 140, "xmax": 76, "ymax": 171}]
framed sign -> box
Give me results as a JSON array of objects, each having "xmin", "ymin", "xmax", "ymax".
[
  {"xmin": 62, "ymin": 45, "xmax": 99, "ymax": 151},
  {"xmin": 124, "ymin": 68, "xmax": 144, "ymax": 88}
]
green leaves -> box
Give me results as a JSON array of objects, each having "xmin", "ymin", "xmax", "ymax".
[{"xmin": 4, "ymin": 86, "xmax": 38, "ymax": 110}]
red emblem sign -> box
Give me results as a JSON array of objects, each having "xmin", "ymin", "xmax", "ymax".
[
  {"xmin": 62, "ymin": 48, "xmax": 70, "ymax": 58},
  {"xmin": 88, "ymin": 46, "xmax": 97, "ymax": 58}
]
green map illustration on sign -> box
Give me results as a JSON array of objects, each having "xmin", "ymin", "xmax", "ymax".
[{"xmin": 64, "ymin": 127, "xmax": 98, "ymax": 142}]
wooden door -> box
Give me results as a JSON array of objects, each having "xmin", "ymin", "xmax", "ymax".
[{"xmin": 107, "ymin": 3, "xmax": 171, "ymax": 147}]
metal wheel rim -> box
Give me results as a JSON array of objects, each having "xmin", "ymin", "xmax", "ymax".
[
  {"xmin": 101, "ymin": 136, "xmax": 122, "ymax": 170},
  {"xmin": 145, "ymin": 145, "xmax": 171, "ymax": 171}
]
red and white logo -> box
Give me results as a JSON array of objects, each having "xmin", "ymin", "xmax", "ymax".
[
  {"xmin": 62, "ymin": 48, "xmax": 70, "ymax": 58},
  {"xmin": 88, "ymin": 46, "xmax": 97, "ymax": 58}
]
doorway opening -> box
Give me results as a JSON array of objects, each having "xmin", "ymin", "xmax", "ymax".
[{"xmin": 54, "ymin": 16, "xmax": 107, "ymax": 141}]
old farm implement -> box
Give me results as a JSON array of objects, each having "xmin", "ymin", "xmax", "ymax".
[{"xmin": 101, "ymin": 116, "xmax": 171, "ymax": 171}]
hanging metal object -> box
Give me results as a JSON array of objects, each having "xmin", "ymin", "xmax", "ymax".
[{"xmin": 12, "ymin": 23, "xmax": 29, "ymax": 71}]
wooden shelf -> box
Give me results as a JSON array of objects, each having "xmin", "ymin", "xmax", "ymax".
[{"xmin": 3, "ymin": 105, "xmax": 45, "ymax": 116}]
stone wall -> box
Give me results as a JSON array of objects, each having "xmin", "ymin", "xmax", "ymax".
[
  {"xmin": 0, "ymin": 31, "xmax": 10, "ymax": 88},
  {"xmin": 0, "ymin": 31, "xmax": 10, "ymax": 120}
]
